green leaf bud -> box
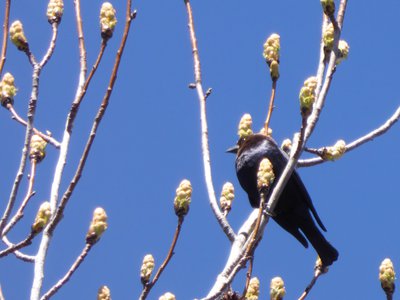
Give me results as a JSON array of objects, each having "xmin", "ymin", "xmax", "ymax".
[
  {"xmin": 32, "ymin": 202, "xmax": 51, "ymax": 234},
  {"xmin": 321, "ymin": 140, "xmax": 346, "ymax": 161},
  {"xmin": 245, "ymin": 277, "xmax": 260, "ymax": 300},
  {"xmin": 173, "ymin": 179, "xmax": 192, "ymax": 217},
  {"xmin": 270, "ymin": 276, "xmax": 286, "ymax": 300},
  {"xmin": 336, "ymin": 40, "xmax": 350, "ymax": 64},
  {"xmin": 323, "ymin": 23, "xmax": 334, "ymax": 51},
  {"xmin": 97, "ymin": 286, "xmax": 111, "ymax": 300},
  {"xmin": 238, "ymin": 113, "xmax": 253, "ymax": 139},
  {"xmin": 159, "ymin": 292, "xmax": 176, "ymax": 300},
  {"xmin": 299, "ymin": 76, "xmax": 318, "ymax": 118},
  {"xmin": 86, "ymin": 207, "xmax": 108, "ymax": 244},
  {"xmin": 257, "ymin": 158, "xmax": 275, "ymax": 192},
  {"xmin": 0, "ymin": 72, "xmax": 17, "ymax": 107},
  {"xmin": 219, "ymin": 182, "xmax": 235, "ymax": 214},
  {"xmin": 47, "ymin": 0, "xmax": 64, "ymax": 24},
  {"xmin": 100, "ymin": 2, "xmax": 117, "ymax": 40},
  {"xmin": 379, "ymin": 258, "xmax": 396, "ymax": 295},
  {"xmin": 140, "ymin": 254, "xmax": 155, "ymax": 285},
  {"xmin": 29, "ymin": 134, "xmax": 47, "ymax": 163},
  {"xmin": 321, "ymin": 0, "xmax": 335, "ymax": 17},
  {"xmin": 9, "ymin": 20, "xmax": 29, "ymax": 51}
]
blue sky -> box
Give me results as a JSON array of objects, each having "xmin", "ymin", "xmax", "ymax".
[{"xmin": 1, "ymin": 1, "xmax": 399, "ymax": 299}]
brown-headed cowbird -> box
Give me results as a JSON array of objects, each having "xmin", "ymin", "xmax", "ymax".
[{"xmin": 228, "ymin": 133, "xmax": 338, "ymax": 266}]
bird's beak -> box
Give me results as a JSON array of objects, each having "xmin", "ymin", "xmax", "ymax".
[{"xmin": 226, "ymin": 144, "xmax": 239, "ymax": 154}]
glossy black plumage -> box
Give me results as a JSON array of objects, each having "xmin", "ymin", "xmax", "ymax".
[{"xmin": 230, "ymin": 134, "xmax": 338, "ymax": 266}]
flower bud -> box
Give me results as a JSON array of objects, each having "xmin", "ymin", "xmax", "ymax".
[
  {"xmin": 263, "ymin": 33, "xmax": 280, "ymax": 64},
  {"xmin": 281, "ymin": 139, "xmax": 292, "ymax": 154},
  {"xmin": 0, "ymin": 72, "xmax": 17, "ymax": 107},
  {"xmin": 86, "ymin": 207, "xmax": 108, "ymax": 244},
  {"xmin": 100, "ymin": 2, "xmax": 117, "ymax": 40},
  {"xmin": 173, "ymin": 179, "xmax": 192, "ymax": 217},
  {"xmin": 140, "ymin": 254, "xmax": 155, "ymax": 285},
  {"xmin": 9, "ymin": 20, "xmax": 29, "ymax": 51},
  {"xmin": 263, "ymin": 34, "xmax": 280, "ymax": 81},
  {"xmin": 299, "ymin": 76, "xmax": 317, "ymax": 118},
  {"xmin": 97, "ymin": 286, "xmax": 111, "ymax": 300},
  {"xmin": 245, "ymin": 277, "xmax": 260, "ymax": 300},
  {"xmin": 321, "ymin": 0, "xmax": 335, "ymax": 17},
  {"xmin": 270, "ymin": 277, "xmax": 286, "ymax": 300},
  {"xmin": 47, "ymin": 0, "xmax": 64, "ymax": 24},
  {"xmin": 238, "ymin": 113, "xmax": 253, "ymax": 139},
  {"xmin": 159, "ymin": 292, "xmax": 176, "ymax": 300},
  {"xmin": 30, "ymin": 134, "xmax": 47, "ymax": 163},
  {"xmin": 32, "ymin": 202, "xmax": 51, "ymax": 234},
  {"xmin": 336, "ymin": 40, "xmax": 350, "ymax": 64},
  {"xmin": 323, "ymin": 23, "xmax": 334, "ymax": 51},
  {"xmin": 379, "ymin": 258, "xmax": 396, "ymax": 295},
  {"xmin": 219, "ymin": 182, "xmax": 234, "ymax": 214},
  {"xmin": 257, "ymin": 158, "xmax": 275, "ymax": 192},
  {"xmin": 321, "ymin": 140, "xmax": 346, "ymax": 161}
]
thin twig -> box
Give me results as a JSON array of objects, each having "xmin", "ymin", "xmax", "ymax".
[
  {"xmin": 0, "ymin": 285, "xmax": 5, "ymax": 300},
  {"xmin": 74, "ymin": 0, "xmax": 87, "ymax": 87},
  {"xmin": 298, "ymin": 268, "xmax": 324, "ymax": 300},
  {"xmin": 8, "ymin": 104, "xmax": 60, "ymax": 147},
  {"xmin": 184, "ymin": 0, "xmax": 235, "ymax": 242},
  {"xmin": 39, "ymin": 23, "xmax": 59, "ymax": 68},
  {"xmin": 0, "ymin": 231, "xmax": 34, "ymax": 258},
  {"xmin": 139, "ymin": 216, "xmax": 184, "ymax": 300},
  {"xmin": 2, "ymin": 160, "xmax": 36, "ymax": 235},
  {"xmin": 0, "ymin": 0, "xmax": 11, "ymax": 74},
  {"xmin": 2, "ymin": 235, "xmax": 35, "ymax": 262},
  {"xmin": 30, "ymin": 4, "xmax": 135, "ymax": 299},
  {"xmin": 298, "ymin": 105, "xmax": 400, "ymax": 167},
  {"xmin": 264, "ymin": 80, "xmax": 277, "ymax": 134},
  {"xmin": 39, "ymin": 243, "xmax": 93, "ymax": 300}
]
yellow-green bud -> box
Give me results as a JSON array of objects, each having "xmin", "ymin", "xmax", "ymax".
[
  {"xmin": 336, "ymin": 40, "xmax": 350, "ymax": 64},
  {"xmin": 219, "ymin": 182, "xmax": 234, "ymax": 214},
  {"xmin": 257, "ymin": 158, "xmax": 275, "ymax": 192},
  {"xmin": 379, "ymin": 258, "xmax": 396, "ymax": 295},
  {"xmin": 321, "ymin": 140, "xmax": 346, "ymax": 161},
  {"xmin": 97, "ymin": 286, "xmax": 111, "ymax": 300},
  {"xmin": 259, "ymin": 126, "xmax": 273, "ymax": 137},
  {"xmin": 159, "ymin": 292, "xmax": 176, "ymax": 300},
  {"xmin": 86, "ymin": 207, "xmax": 108, "ymax": 244},
  {"xmin": 299, "ymin": 76, "xmax": 318, "ymax": 118},
  {"xmin": 47, "ymin": 0, "xmax": 64, "ymax": 24},
  {"xmin": 238, "ymin": 113, "xmax": 253, "ymax": 139},
  {"xmin": 281, "ymin": 139, "xmax": 292, "ymax": 154},
  {"xmin": 0, "ymin": 72, "xmax": 17, "ymax": 107},
  {"xmin": 29, "ymin": 134, "xmax": 47, "ymax": 163},
  {"xmin": 32, "ymin": 202, "xmax": 51, "ymax": 234},
  {"xmin": 173, "ymin": 179, "xmax": 192, "ymax": 217},
  {"xmin": 9, "ymin": 20, "xmax": 29, "ymax": 51},
  {"xmin": 323, "ymin": 23, "xmax": 334, "ymax": 51},
  {"xmin": 270, "ymin": 277, "xmax": 286, "ymax": 300},
  {"xmin": 100, "ymin": 2, "xmax": 117, "ymax": 40},
  {"xmin": 245, "ymin": 277, "xmax": 260, "ymax": 300},
  {"xmin": 140, "ymin": 254, "xmax": 155, "ymax": 285},
  {"xmin": 321, "ymin": 0, "xmax": 335, "ymax": 17},
  {"xmin": 263, "ymin": 33, "xmax": 280, "ymax": 64}
]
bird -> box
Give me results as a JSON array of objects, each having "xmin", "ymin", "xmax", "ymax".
[{"xmin": 227, "ymin": 133, "xmax": 338, "ymax": 266}]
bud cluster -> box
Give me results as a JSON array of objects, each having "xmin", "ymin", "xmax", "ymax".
[
  {"xmin": 379, "ymin": 258, "xmax": 396, "ymax": 295},
  {"xmin": 9, "ymin": 20, "xmax": 29, "ymax": 51},
  {"xmin": 30, "ymin": 134, "xmax": 47, "ymax": 163},
  {"xmin": 32, "ymin": 202, "xmax": 51, "ymax": 234},
  {"xmin": 299, "ymin": 76, "xmax": 318, "ymax": 118},
  {"xmin": 321, "ymin": 0, "xmax": 335, "ymax": 17},
  {"xmin": 86, "ymin": 207, "xmax": 108, "ymax": 244},
  {"xmin": 219, "ymin": 182, "xmax": 234, "ymax": 214},
  {"xmin": 47, "ymin": 0, "xmax": 64, "ymax": 24},
  {"xmin": 336, "ymin": 40, "xmax": 350, "ymax": 64},
  {"xmin": 257, "ymin": 158, "xmax": 275, "ymax": 192},
  {"xmin": 100, "ymin": 2, "xmax": 117, "ymax": 40},
  {"xmin": 262, "ymin": 33, "xmax": 280, "ymax": 80},
  {"xmin": 238, "ymin": 113, "xmax": 253, "ymax": 139},
  {"xmin": 159, "ymin": 292, "xmax": 176, "ymax": 300},
  {"xmin": 173, "ymin": 179, "xmax": 192, "ymax": 217},
  {"xmin": 245, "ymin": 277, "xmax": 260, "ymax": 300},
  {"xmin": 0, "ymin": 72, "xmax": 17, "ymax": 107},
  {"xmin": 281, "ymin": 138, "xmax": 292, "ymax": 154},
  {"xmin": 323, "ymin": 23, "xmax": 335, "ymax": 51},
  {"xmin": 140, "ymin": 254, "xmax": 155, "ymax": 285},
  {"xmin": 270, "ymin": 276, "xmax": 286, "ymax": 300},
  {"xmin": 97, "ymin": 286, "xmax": 111, "ymax": 300},
  {"xmin": 321, "ymin": 140, "xmax": 346, "ymax": 161}
]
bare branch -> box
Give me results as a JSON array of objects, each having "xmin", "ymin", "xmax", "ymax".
[
  {"xmin": 184, "ymin": 0, "xmax": 235, "ymax": 242},
  {"xmin": 2, "ymin": 235, "xmax": 35, "ymax": 262},
  {"xmin": 0, "ymin": 0, "xmax": 10, "ymax": 74},
  {"xmin": 39, "ymin": 243, "xmax": 93, "ymax": 300},
  {"xmin": 0, "ymin": 232, "xmax": 34, "ymax": 258}
]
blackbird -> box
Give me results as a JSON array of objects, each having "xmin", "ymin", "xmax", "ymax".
[{"xmin": 228, "ymin": 133, "xmax": 338, "ymax": 266}]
